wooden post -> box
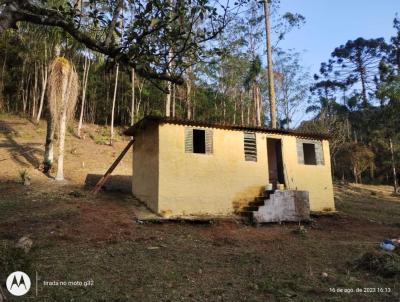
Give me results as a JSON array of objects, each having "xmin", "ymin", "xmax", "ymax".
[{"xmin": 92, "ymin": 139, "xmax": 134, "ymax": 194}]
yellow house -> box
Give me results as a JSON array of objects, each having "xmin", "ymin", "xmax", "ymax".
[{"xmin": 124, "ymin": 116, "xmax": 335, "ymax": 218}]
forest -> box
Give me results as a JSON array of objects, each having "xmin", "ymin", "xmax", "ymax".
[{"xmin": 0, "ymin": 1, "xmax": 399, "ymax": 188}]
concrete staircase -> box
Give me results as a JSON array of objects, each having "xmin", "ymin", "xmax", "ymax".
[{"xmin": 241, "ymin": 190, "xmax": 310, "ymax": 223}]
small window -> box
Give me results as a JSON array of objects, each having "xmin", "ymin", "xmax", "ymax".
[
  {"xmin": 303, "ymin": 143, "xmax": 317, "ymax": 165},
  {"xmin": 193, "ymin": 129, "xmax": 206, "ymax": 154},
  {"xmin": 244, "ymin": 131, "xmax": 257, "ymax": 161},
  {"xmin": 185, "ymin": 127, "xmax": 213, "ymax": 154},
  {"xmin": 297, "ymin": 139, "xmax": 324, "ymax": 165}
]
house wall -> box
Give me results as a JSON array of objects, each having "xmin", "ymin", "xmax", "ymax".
[
  {"xmin": 158, "ymin": 124, "xmax": 268, "ymax": 216},
  {"xmin": 135, "ymin": 123, "xmax": 335, "ymax": 216},
  {"xmin": 279, "ymin": 136, "xmax": 335, "ymax": 212},
  {"xmin": 132, "ymin": 124, "xmax": 159, "ymax": 212}
]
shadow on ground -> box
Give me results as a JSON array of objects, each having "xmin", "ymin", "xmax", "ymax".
[
  {"xmin": 85, "ymin": 173, "xmax": 132, "ymax": 193},
  {"xmin": 0, "ymin": 120, "xmax": 43, "ymax": 168}
]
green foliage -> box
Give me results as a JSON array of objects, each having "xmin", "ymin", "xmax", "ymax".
[{"xmin": 307, "ymin": 16, "xmax": 400, "ymax": 185}]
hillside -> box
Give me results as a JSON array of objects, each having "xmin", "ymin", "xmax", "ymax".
[{"xmin": 0, "ymin": 114, "xmax": 132, "ymax": 187}]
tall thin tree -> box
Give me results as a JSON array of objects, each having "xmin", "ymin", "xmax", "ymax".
[
  {"xmin": 263, "ymin": 0, "xmax": 277, "ymax": 128},
  {"xmin": 77, "ymin": 55, "xmax": 91, "ymax": 137}
]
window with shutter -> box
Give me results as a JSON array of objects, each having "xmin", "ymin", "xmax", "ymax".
[
  {"xmin": 184, "ymin": 127, "xmax": 213, "ymax": 154},
  {"xmin": 205, "ymin": 129, "xmax": 213, "ymax": 154},
  {"xmin": 184, "ymin": 128, "xmax": 193, "ymax": 153},
  {"xmin": 244, "ymin": 131, "xmax": 257, "ymax": 161}
]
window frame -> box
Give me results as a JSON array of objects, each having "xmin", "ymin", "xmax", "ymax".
[
  {"xmin": 184, "ymin": 127, "xmax": 213, "ymax": 155},
  {"xmin": 296, "ymin": 138, "xmax": 325, "ymax": 166},
  {"xmin": 244, "ymin": 131, "xmax": 257, "ymax": 162}
]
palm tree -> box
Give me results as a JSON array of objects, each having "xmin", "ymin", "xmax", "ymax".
[{"xmin": 46, "ymin": 56, "xmax": 79, "ymax": 180}]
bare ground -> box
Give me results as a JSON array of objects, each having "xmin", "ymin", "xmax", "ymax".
[{"xmin": 0, "ymin": 114, "xmax": 399, "ymax": 301}]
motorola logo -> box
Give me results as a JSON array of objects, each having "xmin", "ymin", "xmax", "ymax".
[{"xmin": 6, "ymin": 271, "xmax": 31, "ymax": 296}]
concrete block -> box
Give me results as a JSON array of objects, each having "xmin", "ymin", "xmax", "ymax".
[{"xmin": 253, "ymin": 190, "xmax": 310, "ymax": 223}]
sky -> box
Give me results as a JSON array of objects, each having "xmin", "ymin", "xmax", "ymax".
[{"xmin": 276, "ymin": 0, "xmax": 399, "ymax": 77}]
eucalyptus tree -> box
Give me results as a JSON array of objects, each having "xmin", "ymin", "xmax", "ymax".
[
  {"xmin": 262, "ymin": 0, "xmax": 276, "ymax": 128},
  {"xmin": 274, "ymin": 49, "xmax": 309, "ymax": 129},
  {"xmin": 77, "ymin": 54, "xmax": 90, "ymax": 137},
  {"xmin": 262, "ymin": 0, "xmax": 305, "ymax": 128}
]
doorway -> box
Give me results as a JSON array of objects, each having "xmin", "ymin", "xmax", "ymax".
[{"xmin": 267, "ymin": 138, "xmax": 285, "ymax": 189}]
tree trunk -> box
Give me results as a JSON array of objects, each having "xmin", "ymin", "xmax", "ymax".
[
  {"xmin": 186, "ymin": 66, "xmax": 192, "ymax": 120},
  {"xmin": 131, "ymin": 68, "xmax": 135, "ymax": 125},
  {"xmin": 165, "ymin": 47, "xmax": 173, "ymax": 117},
  {"xmin": 233, "ymin": 97, "xmax": 237, "ymax": 125},
  {"xmin": 136, "ymin": 81, "xmax": 143, "ymax": 118},
  {"xmin": 20, "ymin": 59, "xmax": 26, "ymax": 113},
  {"xmin": 263, "ymin": 0, "xmax": 277, "ymax": 128},
  {"xmin": 240, "ymin": 92, "xmax": 244, "ymax": 126},
  {"xmin": 54, "ymin": 62, "xmax": 74, "ymax": 181},
  {"xmin": 44, "ymin": 112, "xmax": 55, "ymax": 173},
  {"xmin": 353, "ymin": 166, "xmax": 358, "ymax": 184},
  {"xmin": 45, "ymin": 46, "xmax": 59, "ymax": 175},
  {"xmin": 246, "ymin": 103, "xmax": 250, "ymax": 125},
  {"xmin": 357, "ymin": 53, "xmax": 368, "ymax": 106},
  {"xmin": 110, "ymin": 64, "xmax": 119, "ymax": 145},
  {"xmin": 259, "ymin": 86, "xmax": 263, "ymax": 126},
  {"xmin": 360, "ymin": 73, "xmax": 368, "ymax": 106},
  {"xmin": 78, "ymin": 56, "xmax": 90, "ymax": 137},
  {"xmin": 23, "ymin": 73, "xmax": 31, "ymax": 114},
  {"xmin": 32, "ymin": 62, "xmax": 39, "ymax": 118},
  {"xmin": 0, "ymin": 49, "xmax": 6, "ymax": 112},
  {"xmin": 172, "ymin": 83, "xmax": 176, "ymax": 118},
  {"xmin": 255, "ymin": 85, "xmax": 261, "ymax": 126},
  {"xmin": 36, "ymin": 62, "xmax": 48, "ymax": 123},
  {"xmin": 389, "ymin": 137, "xmax": 398, "ymax": 193},
  {"xmin": 55, "ymin": 105, "xmax": 67, "ymax": 180},
  {"xmin": 165, "ymin": 84, "xmax": 171, "ymax": 117}
]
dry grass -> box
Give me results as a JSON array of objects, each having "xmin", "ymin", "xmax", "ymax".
[{"xmin": 335, "ymin": 183, "xmax": 400, "ymax": 226}]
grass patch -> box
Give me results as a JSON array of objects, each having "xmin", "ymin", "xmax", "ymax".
[
  {"xmin": 335, "ymin": 186, "xmax": 400, "ymax": 225},
  {"xmin": 353, "ymin": 250, "xmax": 400, "ymax": 278}
]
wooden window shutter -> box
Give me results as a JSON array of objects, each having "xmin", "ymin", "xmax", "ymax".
[
  {"xmin": 184, "ymin": 128, "xmax": 193, "ymax": 153},
  {"xmin": 244, "ymin": 131, "xmax": 257, "ymax": 161},
  {"xmin": 296, "ymin": 139, "xmax": 304, "ymax": 164},
  {"xmin": 205, "ymin": 129, "xmax": 213, "ymax": 154},
  {"xmin": 315, "ymin": 141, "xmax": 325, "ymax": 165}
]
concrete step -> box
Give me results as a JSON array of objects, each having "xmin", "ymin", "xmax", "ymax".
[
  {"xmin": 243, "ymin": 206, "xmax": 259, "ymax": 212},
  {"xmin": 240, "ymin": 211, "xmax": 254, "ymax": 218},
  {"xmin": 254, "ymin": 196, "xmax": 266, "ymax": 202},
  {"xmin": 248, "ymin": 200, "xmax": 264, "ymax": 207},
  {"xmin": 264, "ymin": 190, "xmax": 275, "ymax": 198},
  {"xmin": 240, "ymin": 190, "xmax": 275, "ymax": 221}
]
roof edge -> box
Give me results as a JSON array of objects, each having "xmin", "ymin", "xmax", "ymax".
[{"xmin": 124, "ymin": 115, "xmax": 330, "ymax": 140}]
